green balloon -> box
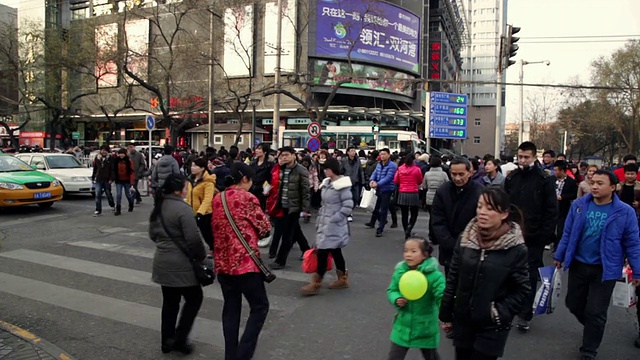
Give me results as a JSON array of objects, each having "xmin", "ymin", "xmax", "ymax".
[{"xmin": 399, "ymin": 270, "xmax": 428, "ymax": 301}]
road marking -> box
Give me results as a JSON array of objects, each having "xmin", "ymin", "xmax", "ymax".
[
  {"xmin": 67, "ymin": 240, "xmax": 311, "ymax": 283},
  {"xmin": 0, "ymin": 249, "xmax": 296, "ymax": 312},
  {"xmin": 0, "ymin": 272, "xmax": 225, "ymax": 349},
  {"xmin": 0, "ymin": 214, "xmax": 66, "ymax": 229},
  {"xmin": 99, "ymin": 227, "xmax": 131, "ymax": 233}
]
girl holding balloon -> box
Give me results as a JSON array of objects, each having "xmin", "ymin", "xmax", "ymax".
[
  {"xmin": 438, "ymin": 188, "xmax": 530, "ymax": 360},
  {"xmin": 386, "ymin": 237, "xmax": 445, "ymax": 360}
]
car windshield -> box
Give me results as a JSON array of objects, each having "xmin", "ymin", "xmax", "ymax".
[
  {"xmin": 0, "ymin": 156, "xmax": 33, "ymax": 172},
  {"xmin": 46, "ymin": 156, "xmax": 84, "ymax": 169}
]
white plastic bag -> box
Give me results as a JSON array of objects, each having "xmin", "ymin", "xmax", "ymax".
[
  {"xmin": 612, "ymin": 265, "xmax": 637, "ymax": 308},
  {"xmin": 359, "ymin": 189, "xmax": 377, "ymax": 211},
  {"xmin": 533, "ymin": 266, "xmax": 562, "ymax": 315}
]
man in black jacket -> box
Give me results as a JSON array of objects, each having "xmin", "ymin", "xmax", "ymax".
[
  {"xmin": 504, "ymin": 141, "xmax": 558, "ymax": 332},
  {"xmin": 430, "ymin": 157, "xmax": 483, "ymax": 275},
  {"xmin": 553, "ymin": 160, "xmax": 578, "ymax": 246},
  {"xmin": 91, "ymin": 145, "xmax": 115, "ymax": 216}
]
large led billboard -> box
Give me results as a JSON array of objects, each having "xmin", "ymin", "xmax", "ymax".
[
  {"xmin": 95, "ymin": 23, "xmax": 118, "ymax": 88},
  {"xmin": 124, "ymin": 18, "xmax": 149, "ymax": 84},
  {"xmin": 313, "ymin": 0, "xmax": 420, "ymax": 74},
  {"xmin": 223, "ymin": 5, "xmax": 254, "ymax": 77},
  {"xmin": 312, "ymin": 59, "xmax": 414, "ymax": 97},
  {"xmin": 263, "ymin": 0, "xmax": 296, "ymax": 75}
]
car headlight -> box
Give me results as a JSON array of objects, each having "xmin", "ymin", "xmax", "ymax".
[
  {"xmin": 52, "ymin": 180, "xmax": 61, "ymax": 187},
  {"xmin": 71, "ymin": 177, "xmax": 90, "ymax": 182},
  {"xmin": 0, "ymin": 182, "xmax": 24, "ymax": 190}
]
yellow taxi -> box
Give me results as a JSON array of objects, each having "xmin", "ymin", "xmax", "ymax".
[{"xmin": 0, "ymin": 153, "xmax": 64, "ymax": 208}]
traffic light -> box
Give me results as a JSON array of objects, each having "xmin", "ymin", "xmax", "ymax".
[{"xmin": 505, "ymin": 25, "xmax": 520, "ymax": 68}]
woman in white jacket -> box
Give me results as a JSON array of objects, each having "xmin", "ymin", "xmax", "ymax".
[
  {"xmin": 301, "ymin": 157, "xmax": 353, "ymax": 296},
  {"xmin": 421, "ymin": 157, "xmax": 449, "ymax": 212}
]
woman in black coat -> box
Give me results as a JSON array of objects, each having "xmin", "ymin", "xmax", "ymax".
[{"xmin": 439, "ymin": 188, "xmax": 530, "ymax": 360}]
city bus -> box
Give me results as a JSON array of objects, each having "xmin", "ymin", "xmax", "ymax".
[{"xmin": 282, "ymin": 126, "xmax": 425, "ymax": 154}]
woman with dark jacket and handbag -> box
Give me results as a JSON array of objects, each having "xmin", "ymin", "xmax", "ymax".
[
  {"xmin": 150, "ymin": 174, "xmax": 207, "ymax": 355},
  {"xmin": 439, "ymin": 188, "xmax": 530, "ymax": 360},
  {"xmin": 212, "ymin": 162, "xmax": 272, "ymax": 360}
]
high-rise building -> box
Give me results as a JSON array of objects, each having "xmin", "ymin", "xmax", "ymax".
[
  {"xmin": 461, "ymin": 0, "xmax": 507, "ymax": 157},
  {"xmin": 0, "ymin": 3, "xmax": 18, "ymax": 119}
]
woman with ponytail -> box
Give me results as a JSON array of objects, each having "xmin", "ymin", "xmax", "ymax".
[
  {"xmin": 150, "ymin": 174, "xmax": 207, "ymax": 355},
  {"xmin": 212, "ymin": 162, "xmax": 272, "ymax": 360},
  {"xmin": 439, "ymin": 188, "xmax": 530, "ymax": 360}
]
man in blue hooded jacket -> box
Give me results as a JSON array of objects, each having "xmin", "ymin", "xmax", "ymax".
[
  {"xmin": 554, "ymin": 169, "xmax": 640, "ymax": 360},
  {"xmin": 366, "ymin": 148, "xmax": 397, "ymax": 237}
]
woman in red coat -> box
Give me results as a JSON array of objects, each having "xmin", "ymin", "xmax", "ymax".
[
  {"xmin": 212, "ymin": 162, "xmax": 271, "ymax": 360},
  {"xmin": 394, "ymin": 153, "xmax": 424, "ymax": 239}
]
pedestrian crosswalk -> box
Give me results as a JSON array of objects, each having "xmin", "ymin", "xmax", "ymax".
[{"xmin": 0, "ymin": 221, "xmax": 315, "ymax": 357}]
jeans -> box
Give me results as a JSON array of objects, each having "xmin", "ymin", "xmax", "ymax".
[
  {"xmin": 455, "ymin": 347, "xmax": 497, "ymax": 360},
  {"xmin": 196, "ymin": 213, "xmax": 213, "ymax": 250},
  {"xmin": 370, "ymin": 190, "xmax": 393, "ymax": 232},
  {"xmin": 637, "ymin": 286, "xmax": 640, "ymax": 335},
  {"xmin": 274, "ymin": 210, "xmax": 311, "ymax": 266},
  {"xmin": 115, "ymin": 182, "xmax": 134, "ymax": 206},
  {"xmin": 160, "ymin": 285, "xmax": 203, "ymax": 346},
  {"xmin": 269, "ymin": 217, "xmax": 284, "ymax": 257},
  {"xmin": 316, "ymin": 248, "xmax": 346, "ymax": 278},
  {"xmin": 350, "ymin": 184, "xmax": 361, "ymax": 209},
  {"xmin": 132, "ymin": 178, "xmax": 142, "ymax": 202},
  {"xmin": 519, "ymin": 245, "xmax": 545, "ymax": 321},
  {"xmin": 399, "ymin": 205, "xmax": 419, "ymax": 236},
  {"xmin": 218, "ymin": 273, "xmax": 269, "ymax": 360},
  {"xmin": 94, "ymin": 181, "xmax": 114, "ymax": 212},
  {"xmin": 565, "ymin": 260, "xmax": 616, "ymax": 358},
  {"xmin": 388, "ymin": 342, "xmax": 440, "ymax": 360}
]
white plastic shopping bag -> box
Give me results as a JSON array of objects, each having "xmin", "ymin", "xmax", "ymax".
[
  {"xmin": 612, "ymin": 265, "xmax": 637, "ymax": 308},
  {"xmin": 533, "ymin": 266, "xmax": 562, "ymax": 315},
  {"xmin": 359, "ymin": 189, "xmax": 377, "ymax": 212}
]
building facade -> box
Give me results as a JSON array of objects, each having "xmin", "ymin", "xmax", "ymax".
[{"xmin": 460, "ymin": 0, "xmax": 507, "ymax": 157}]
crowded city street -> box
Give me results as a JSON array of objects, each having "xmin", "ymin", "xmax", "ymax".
[{"xmin": 0, "ymin": 194, "xmax": 638, "ymax": 359}]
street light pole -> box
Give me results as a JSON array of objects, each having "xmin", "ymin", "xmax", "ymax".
[
  {"xmin": 518, "ymin": 59, "xmax": 550, "ymax": 145},
  {"xmin": 272, "ymin": 0, "xmax": 283, "ymax": 148},
  {"xmin": 207, "ymin": 6, "xmax": 215, "ymax": 148},
  {"xmin": 250, "ymin": 98, "xmax": 261, "ymax": 148}
]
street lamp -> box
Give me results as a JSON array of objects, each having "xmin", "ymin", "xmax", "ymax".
[
  {"xmin": 518, "ymin": 59, "xmax": 550, "ymax": 145},
  {"xmin": 250, "ymin": 98, "xmax": 261, "ymax": 148}
]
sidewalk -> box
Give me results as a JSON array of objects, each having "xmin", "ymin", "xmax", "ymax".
[{"xmin": 0, "ymin": 321, "xmax": 76, "ymax": 360}]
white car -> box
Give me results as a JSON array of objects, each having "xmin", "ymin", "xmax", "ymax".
[{"xmin": 15, "ymin": 153, "xmax": 94, "ymax": 196}]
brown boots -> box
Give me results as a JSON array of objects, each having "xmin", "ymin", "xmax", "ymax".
[
  {"xmin": 328, "ymin": 270, "xmax": 349, "ymax": 289},
  {"xmin": 300, "ymin": 273, "xmax": 322, "ymax": 296},
  {"xmin": 301, "ymin": 270, "xmax": 349, "ymax": 296}
]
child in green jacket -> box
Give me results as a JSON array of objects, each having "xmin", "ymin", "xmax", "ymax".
[{"xmin": 387, "ymin": 237, "xmax": 446, "ymax": 360}]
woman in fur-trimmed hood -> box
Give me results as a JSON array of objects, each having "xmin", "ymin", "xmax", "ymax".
[
  {"xmin": 439, "ymin": 187, "xmax": 530, "ymax": 359},
  {"xmin": 301, "ymin": 157, "xmax": 353, "ymax": 296}
]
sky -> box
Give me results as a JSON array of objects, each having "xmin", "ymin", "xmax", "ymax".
[{"xmin": 504, "ymin": 0, "xmax": 640, "ymax": 123}]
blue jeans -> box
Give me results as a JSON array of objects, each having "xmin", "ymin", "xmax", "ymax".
[
  {"xmin": 116, "ymin": 182, "xmax": 134, "ymax": 206},
  {"xmin": 94, "ymin": 181, "xmax": 114, "ymax": 212},
  {"xmin": 370, "ymin": 190, "xmax": 393, "ymax": 233}
]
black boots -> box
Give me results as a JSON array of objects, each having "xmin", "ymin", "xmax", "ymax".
[
  {"xmin": 128, "ymin": 201, "xmax": 134, "ymax": 212},
  {"xmin": 114, "ymin": 205, "xmax": 121, "ymax": 216}
]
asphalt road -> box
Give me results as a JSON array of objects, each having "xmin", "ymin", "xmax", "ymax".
[{"xmin": 0, "ymin": 194, "xmax": 638, "ymax": 360}]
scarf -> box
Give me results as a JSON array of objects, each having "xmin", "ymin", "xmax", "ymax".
[{"xmin": 461, "ymin": 218, "xmax": 524, "ymax": 251}]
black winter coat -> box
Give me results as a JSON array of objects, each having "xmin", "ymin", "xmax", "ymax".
[
  {"xmin": 430, "ymin": 180, "xmax": 483, "ymax": 254},
  {"xmin": 504, "ymin": 167, "xmax": 558, "ymax": 247},
  {"xmin": 439, "ymin": 220, "xmax": 530, "ymax": 357}
]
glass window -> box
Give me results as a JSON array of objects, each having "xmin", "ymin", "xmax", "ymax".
[
  {"xmin": 474, "ymin": 118, "xmax": 481, "ymax": 126},
  {"xmin": 46, "ymin": 156, "xmax": 83, "ymax": 169},
  {"xmin": 473, "ymin": 136, "xmax": 481, "ymax": 144}
]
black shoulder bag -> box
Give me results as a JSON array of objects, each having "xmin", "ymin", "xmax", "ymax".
[
  {"xmin": 158, "ymin": 214, "xmax": 215, "ymax": 287},
  {"xmin": 221, "ymin": 191, "xmax": 276, "ymax": 283}
]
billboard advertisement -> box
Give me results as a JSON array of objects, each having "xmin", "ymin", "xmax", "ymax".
[
  {"xmin": 312, "ymin": 59, "xmax": 414, "ymax": 97},
  {"xmin": 95, "ymin": 23, "xmax": 118, "ymax": 88},
  {"xmin": 264, "ymin": 1, "xmax": 296, "ymax": 74},
  {"xmin": 314, "ymin": 0, "xmax": 420, "ymax": 74},
  {"xmin": 223, "ymin": 5, "xmax": 254, "ymax": 77},
  {"xmin": 124, "ymin": 19, "xmax": 149, "ymax": 84}
]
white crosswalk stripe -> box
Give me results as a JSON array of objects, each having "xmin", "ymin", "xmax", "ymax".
[{"xmin": 0, "ymin": 231, "xmax": 314, "ymax": 352}]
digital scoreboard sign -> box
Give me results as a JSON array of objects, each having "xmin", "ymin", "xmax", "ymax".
[{"xmin": 427, "ymin": 92, "xmax": 468, "ymax": 140}]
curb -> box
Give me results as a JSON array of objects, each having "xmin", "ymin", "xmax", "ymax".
[{"xmin": 0, "ymin": 320, "xmax": 77, "ymax": 360}]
